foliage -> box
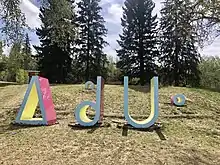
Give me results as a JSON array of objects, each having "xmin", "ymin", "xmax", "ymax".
[
  {"xmin": 191, "ymin": 0, "xmax": 220, "ymax": 46},
  {"xmin": 75, "ymin": 0, "xmax": 109, "ymax": 82},
  {"xmin": 6, "ymin": 42, "xmax": 23, "ymax": 82},
  {"xmin": 1, "ymin": 0, "xmax": 219, "ymax": 86},
  {"xmin": 199, "ymin": 56, "xmax": 220, "ymax": 90},
  {"xmin": 0, "ymin": 0, "xmax": 26, "ymax": 45},
  {"xmin": 159, "ymin": 0, "xmax": 201, "ymax": 87},
  {"xmin": 0, "ymin": 41, "xmax": 8, "ymax": 81},
  {"xmin": 0, "ymin": 41, "xmax": 7, "ymax": 72},
  {"xmin": 0, "ymin": 39, "xmax": 37, "ymax": 82},
  {"xmin": 116, "ymin": 0, "xmax": 159, "ymax": 85},
  {"xmin": 0, "ymin": 71, "xmax": 7, "ymax": 81},
  {"xmin": 129, "ymin": 77, "xmax": 140, "ymax": 85},
  {"xmin": 15, "ymin": 69, "xmax": 28, "ymax": 84},
  {"xmin": 106, "ymin": 56, "xmax": 122, "ymax": 82},
  {"xmin": 1, "ymin": 0, "xmax": 219, "ymax": 49},
  {"xmin": 0, "ymin": 41, "xmax": 3, "ymax": 57},
  {"xmin": 21, "ymin": 33, "xmax": 33, "ymax": 70},
  {"xmin": 34, "ymin": 0, "xmax": 76, "ymax": 83}
]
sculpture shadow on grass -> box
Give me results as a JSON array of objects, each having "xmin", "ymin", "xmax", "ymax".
[
  {"xmin": 128, "ymin": 85, "xmax": 151, "ymax": 93},
  {"xmin": 0, "ymin": 123, "xmax": 45, "ymax": 134},
  {"xmin": 68, "ymin": 122, "xmax": 111, "ymax": 134},
  {"xmin": 68, "ymin": 124, "xmax": 100, "ymax": 134},
  {"xmin": 120, "ymin": 124, "xmax": 166, "ymax": 140}
]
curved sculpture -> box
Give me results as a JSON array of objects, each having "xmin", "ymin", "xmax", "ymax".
[
  {"xmin": 124, "ymin": 76, "xmax": 159, "ymax": 128},
  {"xmin": 171, "ymin": 94, "xmax": 186, "ymax": 106},
  {"xmin": 75, "ymin": 77, "xmax": 104, "ymax": 126},
  {"xmin": 85, "ymin": 81, "xmax": 95, "ymax": 90}
]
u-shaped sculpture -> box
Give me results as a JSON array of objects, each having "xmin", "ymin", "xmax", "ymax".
[
  {"xmin": 75, "ymin": 77, "xmax": 104, "ymax": 126},
  {"xmin": 124, "ymin": 76, "xmax": 159, "ymax": 128}
]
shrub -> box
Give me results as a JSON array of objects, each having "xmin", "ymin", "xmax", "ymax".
[
  {"xmin": 199, "ymin": 56, "xmax": 220, "ymax": 90},
  {"xmin": 0, "ymin": 71, "xmax": 7, "ymax": 81},
  {"xmin": 129, "ymin": 77, "xmax": 140, "ymax": 85},
  {"xmin": 16, "ymin": 69, "xmax": 29, "ymax": 84}
]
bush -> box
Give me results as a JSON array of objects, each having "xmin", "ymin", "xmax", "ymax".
[
  {"xmin": 129, "ymin": 77, "xmax": 140, "ymax": 85},
  {"xmin": 0, "ymin": 71, "xmax": 8, "ymax": 81},
  {"xmin": 16, "ymin": 69, "xmax": 29, "ymax": 84},
  {"xmin": 199, "ymin": 56, "xmax": 220, "ymax": 90}
]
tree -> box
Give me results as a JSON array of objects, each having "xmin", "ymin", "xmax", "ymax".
[
  {"xmin": 0, "ymin": 0, "xmax": 26, "ymax": 45},
  {"xmin": 21, "ymin": 33, "xmax": 33, "ymax": 70},
  {"xmin": 21, "ymin": 33, "xmax": 38, "ymax": 70},
  {"xmin": 75, "ymin": 0, "xmax": 108, "ymax": 82},
  {"xmin": 0, "ymin": 41, "xmax": 7, "ymax": 72},
  {"xmin": 199, "ymin": 55, "xmax": 220, "ymax": 90},
  {"xmin": 159, "ymin": 0, "xmax": 201, "ymax": 86},
  {"xmin": 191, "ymin": 0, "xmax": 220, "ymax": 46},
  {"xmin": 0, "ymin": 0, "xmax": 50, "ymax": 44},
  {"xmin": 7, "ymin": 42, "xmax": 23, "ymax": 81},
  {"xmin": 116, "ymin": 0, "xmax": 159, "ymax": 85},
  {"xmin": 34, "ymin": 0, "xmax": 77, "ymax": 83},
  {"xmin": 0, "ymin": 41, "xmax": 3, "ymax": 58},
  {"xmin": 106, "ymin": 56, "xmax": 121, "ymax": 82}
]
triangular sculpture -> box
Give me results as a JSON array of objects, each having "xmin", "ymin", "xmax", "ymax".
[{"xmin": 15, "ymin": 76, "xmax": 57, "ymax": 125}]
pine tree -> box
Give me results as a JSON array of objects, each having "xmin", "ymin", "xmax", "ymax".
[
  {"xmin": 159, "ymin": 0, "xmax": 201, "ymax": 86},
  {"xmin": 7, "ymin": 42, "xmax": 23, "ymax": 81},
  {"xmin": 75, "ymin": 0, "xmax": 108, "ymax": 82},
  {"xmin": 116, "ymin": 0, "xmax": 159, "ymax": 85},
  {"xmin": 0, "ymin": 41, "xmax": 3, "ymax": 58},
  {"xmin": 34, "ymin": 0, "xmax": 76, "ymax": 83},
  {"xmin": 21, "ymin": 33, "xmax": 32, "ymax": 70},
  {"xmin": 182, "ymin": 36, "xmax": 201, "ymax": 86}
]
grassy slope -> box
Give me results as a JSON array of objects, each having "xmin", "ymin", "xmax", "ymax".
[{"xmin": 0, "ymin": 84, "xmax": 220, "ymax": 165}]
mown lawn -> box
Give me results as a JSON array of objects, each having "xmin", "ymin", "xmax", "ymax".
[{"xmin": 0, "ymin": 84, "xmax": 220, "ymax": 165}]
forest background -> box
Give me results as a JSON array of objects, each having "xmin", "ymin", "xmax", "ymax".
[{"xmin": 0, "ymin": 0, "xmax": 220, "ymax": 90}]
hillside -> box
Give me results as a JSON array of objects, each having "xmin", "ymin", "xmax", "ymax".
[{"xmin": 0, "ymin": 84, "xmax": 220, "ymax": 165}]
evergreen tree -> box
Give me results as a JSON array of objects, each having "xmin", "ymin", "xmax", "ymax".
[
  {"xmin": 7, "ymin": 42, "xmax": 23, "ymax": 81},
  {"xmin": 75, "ymin": 0, "xmax": 108, "ymax": 82},
  {"xmin": 0, "ymin": 41, "xmax": 3, "ymax": 57},
  {"xmin": 0, "ymin": 41, "xmax": 3, "ymax": 61},
  {"xmin": 21, "ymin": 33, "xmax": 32, "ymax": 70},
  {"xmin": 116, "ymin": 0, "xmax": 159, "ymax": 85},
  {"xmin": 34, "ymin": 0, "xmax": 76, "ymax": 83},
  {"xmin": 0, "ymin": 41, "xmax": 8, "ymax": 81},
  {"xmin": 159, "ymin": 0, "xmax": 201, "ymax": 86}
]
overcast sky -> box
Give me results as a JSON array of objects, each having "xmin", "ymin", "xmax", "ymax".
[{"xmin": 15, "ymin": 0, "xmax": 220, "ymax": 58}]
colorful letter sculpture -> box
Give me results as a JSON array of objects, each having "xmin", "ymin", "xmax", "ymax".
[
  {"xmin": 75, "ymin": 76, "xmax": 104, "ymax": 126},
  {"xmin": 124, "ymin": 77, "xmax": 159, "ymax": 128},
  {"xmin": 171, "ymin": 94, "xmax": 186, "ymax": 107},
  {"xmin": 85, "ymin": 81, "xmax": 95, "ymax": 90},
  {"xmin": 15, "ymin": 76, "xmax": 57, "ymax": 125}
]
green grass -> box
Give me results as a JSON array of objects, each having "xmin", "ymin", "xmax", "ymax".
[{"xmin": 0, "ymin": 84, "xmax": 220, "ymax": 165}]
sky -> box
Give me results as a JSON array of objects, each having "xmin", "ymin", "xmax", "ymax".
[{"xmin": 10, "ymin": 0, "xmax": 220, "ymax": 58}]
